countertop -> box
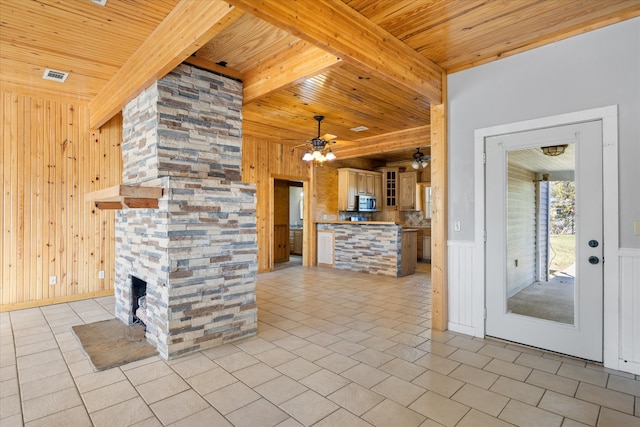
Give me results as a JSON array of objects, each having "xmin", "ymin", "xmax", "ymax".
[
  {"xmin": 314, "ymin": 220, "xmax": 429, "ymax": 230},
  {"xmin": 314, "ymin": 220, "xmax": 397, "ymax": 225}
]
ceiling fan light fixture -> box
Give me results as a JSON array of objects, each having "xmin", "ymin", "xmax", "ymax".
[
  {"xmin": 411, "ymin": 148, "xmax": 430, "ymax": 168},
  {"xmin": 300, "ymin": 115, "xmax": 339, "ymax": 163},
  {"xmin": 541, "ymin": 144, "xmax": 568, "ymax": 156}
]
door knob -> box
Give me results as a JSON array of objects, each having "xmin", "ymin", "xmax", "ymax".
[{"xmin": 588, "ymin": 256, "xmax": 600, "ymax": 265}]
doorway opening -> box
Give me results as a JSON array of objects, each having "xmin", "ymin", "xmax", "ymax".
[{"xmin": 274, "ymin": 179, "xmax": 304, "ymax": 269}]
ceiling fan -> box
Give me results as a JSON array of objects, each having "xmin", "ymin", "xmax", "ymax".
[{"xmin": 296, "ymin": 115, "xmax": 355, "ymax": 163}]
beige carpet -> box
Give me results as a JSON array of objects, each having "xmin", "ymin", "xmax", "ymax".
[{"xmin": 72, "ymin": 319, "xmax": 157, "ymax": 371}]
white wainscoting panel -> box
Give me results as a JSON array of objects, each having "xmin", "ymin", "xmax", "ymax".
[
  {"xmin": 448, "ymin": 241, "xmax": 477, "ymax": 335},
  {"xmin": 619, "ymin": 248, "xmax": 640, "ymax": 374}
]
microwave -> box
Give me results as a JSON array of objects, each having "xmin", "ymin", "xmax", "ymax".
[{"xmin": 357, "ymin": 195, "xmax": 377, "ymax": 212}]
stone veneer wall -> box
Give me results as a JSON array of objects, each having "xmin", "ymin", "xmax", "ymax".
[
  {"xmin": 114, "ymin": 63, "xmax": 257, "ymax": 359},
  {"xmin": 317, "ymin": 223, "xmax": 402, "ymax": 277}
]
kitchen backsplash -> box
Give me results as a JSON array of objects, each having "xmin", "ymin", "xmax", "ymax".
[
  {"xmin": 403, "ymin": 210, "xmax": 431, "ymax": 227},
  {"xmin": 338, "ymin": 211, "xmax": 375, "ymax": 221}
]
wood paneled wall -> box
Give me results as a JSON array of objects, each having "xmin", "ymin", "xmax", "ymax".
[
  {"xmin": 1, "ymin": 92, "xmax": 122, "ymax": 311},
  {"xmin": 242, "ymin": 135, "xmax": 311, "ymax": 272}
]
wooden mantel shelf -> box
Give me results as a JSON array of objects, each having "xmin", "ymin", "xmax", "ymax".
[{"xmin": 85, "ymin": 185, "xmax": 163, "ymax": 210}]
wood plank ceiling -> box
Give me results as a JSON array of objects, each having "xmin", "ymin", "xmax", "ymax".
[{"xmin": 1, "ymin": 0, "xmax": 639, "ymax": 161}]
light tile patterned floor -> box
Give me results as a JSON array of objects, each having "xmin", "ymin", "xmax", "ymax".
[{"xmin": 1, "ymin": 263, "xmax": 639, "ymax": 426}]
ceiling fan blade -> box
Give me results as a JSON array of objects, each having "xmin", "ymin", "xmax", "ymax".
[
  {"xmin": 292, "ymin": 142, "xmax": 311, "ymax": 148},
  {"xmin": 332, "ymin": 139, "xmax": 361, "ymax": 146},
  {"xmin": 320, "ymin": 133, "xmax": 337, "ymax": 141}
]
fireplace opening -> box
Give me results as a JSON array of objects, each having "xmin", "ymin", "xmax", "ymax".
[{"xmin": 131, "ymin": 276, "xmax": 148, "ymax": 327}]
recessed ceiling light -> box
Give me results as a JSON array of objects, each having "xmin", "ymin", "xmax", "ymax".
[
  {"xmin": 350, "ymin": 126, "xmax": 369, "ymax": 132},
  {"xmin": 91, "ymin": 0, "xmax": 108, "ymax": 5},
  {"xmin": 42, "ymin": 68, "xmax": 69, "ymax": 83}
]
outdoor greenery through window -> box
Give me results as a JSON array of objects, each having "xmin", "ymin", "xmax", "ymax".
[{"xmin": 549, "ymin": 181, "xmax": 576, "ymax": 274}]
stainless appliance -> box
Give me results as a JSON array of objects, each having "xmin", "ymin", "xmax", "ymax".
[{"xmin": 357, "ymin": 195, "xmax": 377, "ymax": 212}]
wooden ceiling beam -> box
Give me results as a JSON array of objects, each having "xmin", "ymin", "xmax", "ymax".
[
  {"xmin": 89, "ymin": 0, "xmax": 243, "ymax": 129},
  {"xmin": 226, "ymin": 0, "xmax": 443, "ymax": 104},
  {"xmin": 243, "ymin": 40, "xmax": 342, "ymax": 104},
  {"xmin": 332, "ymin": 126, "xmax": 431, "ymax": 160}
]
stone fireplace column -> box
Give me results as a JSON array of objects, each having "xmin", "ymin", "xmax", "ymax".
[{"xmin": 114, "ymin": 63, "xmax": 257, "ymax": 360}]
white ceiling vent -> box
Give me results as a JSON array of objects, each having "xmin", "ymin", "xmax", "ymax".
[
  {"xmin": 91, "ymin": 0, "xmax": 108, "ymax": 5},
  {"xmin": 350, "ymin": 126, "xmax": 369, "ymax": 132},
  {"xmin": 42, "ymin": 68, "xmax": 69, "ymax": 83}
]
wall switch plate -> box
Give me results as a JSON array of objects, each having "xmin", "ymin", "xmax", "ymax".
[
  {"xmin": 49, "ymin": 276, "xmax": 56, "ymax": 285},
  {"xmin": 453, "ymin": 220, "xmax": 461, "ymax": 232},
  {"xmin": 635, "ymin": 220, "xmax": 640, "ymax": 236},
  {"xmin": 98, "ymin": 270, "xmax": 105, "ymax": 279}
]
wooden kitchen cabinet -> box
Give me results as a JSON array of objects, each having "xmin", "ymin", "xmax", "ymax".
[
  {"xmin": 366, "ymin": 173, "xmax": 376, "ymax": 195},
  {"xmin": 381, "ymin": 167, "xmax": 398, "ymax": 210},
  {"xmin": 338, "ymin": 168, "xmax": 382, "ymax": 211},
  {"xmin": 357, "ymin": 173, "xmax": 367, "ymax": 194},
  {"xmin": 398, "ymin": 171, "xmax": 417, "ymax": 211},
  {"xmin": 400, "ymin": 229, "xmax": 417, "ymax": 276},
  {"xmin": 374, "ymin": 174, "xmax": 383, "ymax": 210},
  {"xmin": 290, "ymin": 229, "xmax": 303, "ymax": 255},
  {"xmin": 338, "ymin": 169, "xmax": 358, "ymax": 211}
]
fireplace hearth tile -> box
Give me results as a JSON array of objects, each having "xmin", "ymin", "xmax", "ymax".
[{"xmin": 72, "ymin": 319, "xmax": 157, "ymax": 371}]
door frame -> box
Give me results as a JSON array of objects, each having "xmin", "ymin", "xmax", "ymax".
[
  {"xmin": 473, "ymin": 105, "xmax": 619, "ymax": 366},
  {"xmin": 268, "ymin": 174, "xmax": 311, "ymax": 271}
]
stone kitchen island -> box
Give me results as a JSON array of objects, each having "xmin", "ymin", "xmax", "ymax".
[{"xmin": 315, "ymin": 221, "xmax": 417, "ymax": 277}]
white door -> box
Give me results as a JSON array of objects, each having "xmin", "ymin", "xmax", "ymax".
[{"xmin": 485, "ymin": 120, "xmax": 603, "ymax": 361}]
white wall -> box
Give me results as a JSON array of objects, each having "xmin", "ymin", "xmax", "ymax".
[{"xmin": 448, "ymin": 18, "xmax": 639, "ymax": 247}]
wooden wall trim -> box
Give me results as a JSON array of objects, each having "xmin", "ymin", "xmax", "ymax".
[
  {"xmin": 430, "ymin": 74, "xmax": 448, "ymax": 331},
  {"xmin": 0, "ymin": 290, "xmax": 114, "ymax": 313}
]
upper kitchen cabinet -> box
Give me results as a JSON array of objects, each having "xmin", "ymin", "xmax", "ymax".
[
  {"xmin": 381, "ymin": 167, "xmax": 399, "ymax": 210},
  {"xmin": 338, "ymin": 169, "xmax": 358, "ymax": 211},
  {"xmin": 382, "ymin": 168, "xmax": 418, "ymax": 211},
  {"xmin": 381, "ymin": 167, "xmax": 418, "ymax": 211},
  {"xmin": 373, "ymin": 174, "xmax": 383, "ymax": 211},
  {"xmin": 398, "ymin": 171, "xmax": 418, "ymax": 211},
  {"xmin": 338, "ymin": 168, "xmax": 382, "ymax": 211}
]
